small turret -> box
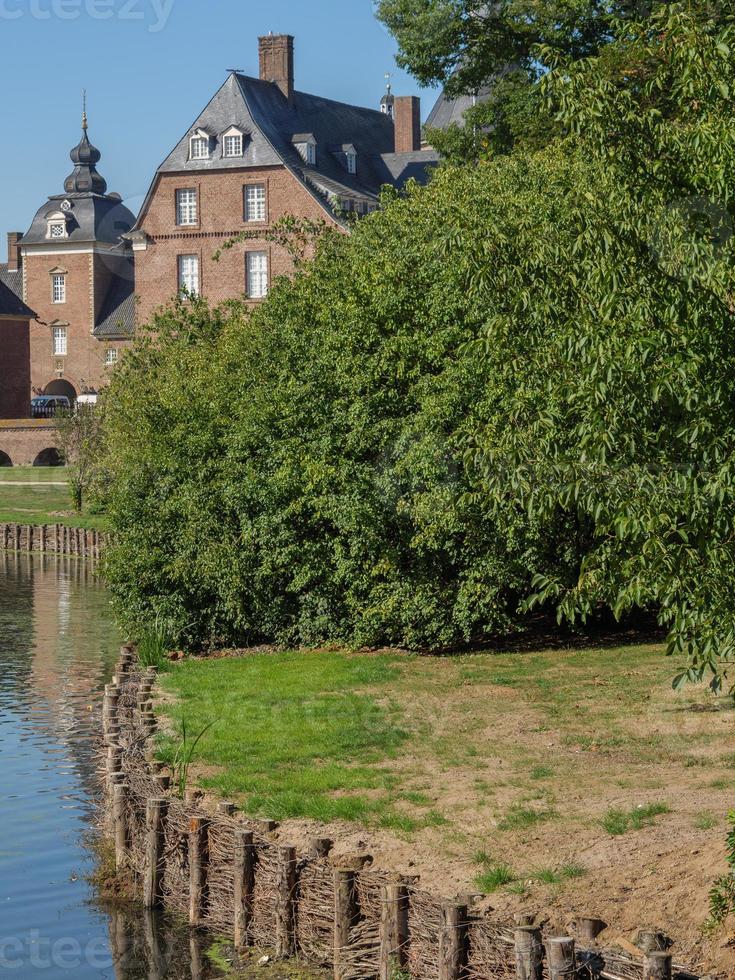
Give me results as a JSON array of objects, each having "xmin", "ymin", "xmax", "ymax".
[{"xmin": 380, "ymin": 74, "xmax": 395, "ymax": 119}]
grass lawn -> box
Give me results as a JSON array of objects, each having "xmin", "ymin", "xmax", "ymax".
[
  {"xmin": 156, "ymin": 639, "xmax": 734, "ymax": 830},
  {"xmin": 0, "ymin": 467, "xmax": 107, "ymax": 530},
  {"xmin": 156, "ymin": 641, "xmax": 735, "ymax": 961}
]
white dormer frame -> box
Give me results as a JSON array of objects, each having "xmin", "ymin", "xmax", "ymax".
[
  {"xmin": 222, "ymin": 126, "xmax": 245, "ymax": 158},
  {"xmin": 189, "ymin": 129, "xmax": 211, "ymax": 161},
  {"xmin": 343, "ymin": 144, "xmax": 358, "ymax": 174},
  {"xmin": 46, "ymin": 211, "xmax": 69, "ymax": 240},
  {"xmin": 293, "ymin": 135, "xmax": 317, "ymax": 166}
]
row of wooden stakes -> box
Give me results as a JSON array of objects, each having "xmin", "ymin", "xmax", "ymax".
[
  {"xmin": 101, "ymin": 646, "xmax": 677, "ymax": 980},
  {"xmin": 0, "ymin": 521, "xmax": 105, "ymax": 558}
]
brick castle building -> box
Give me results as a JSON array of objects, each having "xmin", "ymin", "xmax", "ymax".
[
  {"xmin": 1, "ymin": 33, "xmax": 446, "ymax": 420},
  {"xmin": 129, "ymin": 34, "xmax": 438, "ymax": 325}
]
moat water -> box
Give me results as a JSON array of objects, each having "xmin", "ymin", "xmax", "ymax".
[{"xmin": 0, "ymin": 554, "xmax": 225, "ymax": 978}]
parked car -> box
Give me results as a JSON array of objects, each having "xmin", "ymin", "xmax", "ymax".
[{"xmin": 31, "ymin": 395, "xmax": 71, "ymax": 418}]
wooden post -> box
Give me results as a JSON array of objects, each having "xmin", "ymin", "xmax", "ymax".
[
  {"xmin": 379, "ymin": 883, "xmax": 408, "ymax": 980},
  {"xmin": 154, "ymin": 774, "xmax": 171, "ymax": 793},
  {"xmin": 233, "ymin": 830, "xmax": 256, "ymax": 949},
  {"xmin": 576, "ymin": 917, "xmax": 606, "ymax": 943},
  {"xmin": 188, "ymin": 816, "xmax": 208, "ymax": 926},
  {"xmin": 644, "ymin": 952, "xmax": 673, "ymax": 980},
  {"xmin": 547, "ymin": 937, "xmax": 576, "ymax": 980},
  {"xmin": 113, "ymin": 783, "xmax": 128, "ymax": 870},
  {"xmin": 308, "ymin": 836, "xmax": 333, "ymax": 859},
  {"xmin": 143, "ymin": 798, "xmax": 167, "ymax": 908},
  {"xmin": 515, "ymin": 925, "xmax": 544, "ymax": 980},
  {"xmin": 439, "ymin": 902, "xmax": 468, "ymax": 980},
  {"xmin": 217, "ymin": 801, "xmax": 236, "ymax": 817},
  {"xmin": 637, "ymin": 930, "xmax": 670, "ymax": 954},
  {"xmin": 275, "ymin": 844, "xmax": 297, "ymax": 958},
  {"xmin": 333, "ymin": 869, "xmax": 359, "ymax": 979},
  {"xmin": 256, "ymin": 819, "xmax": 278, "ymax": 835},
  {"xmin": 106, "ymin": 745, "xmax": 122, "ymax": 793}
]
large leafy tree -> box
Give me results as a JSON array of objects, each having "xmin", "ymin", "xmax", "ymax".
[
  {"xmin": 468, "ymin": 4, "xmax": 735, "ymax": 690},
  {"xmin": 101, "ymin": 3, "xmax": 735, "ymax": 694}
]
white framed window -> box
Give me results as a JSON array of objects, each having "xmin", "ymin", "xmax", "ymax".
[
  {"xmin": 105, "ymin": 348, "xmax": 118, "ymax": 366},
  {"xmin": 346, "ymin": 152, "xmax": 357, "ymax": 175},
  {"xmin": 176, "ymin": 188, "xmax": 198, "ymax": 226},
  {"xmin": 49, "ymin": 221, "xmax": 66, "ymax": 239},
  {"xmin": 306, "ymin": 142, "xmax": 316, "ymax": 166},
  {"xmin": 224, "ymin": 134, "xmax": 243, "ymax": 157},
  {"xmin": 52, "ymin": 325, "xmax": 67, "ymax": 356},
  {"xmin": 190, "ymin": 135, "xmax": 210, "ymax": 160},
  {"xmin": 178, "ymin": 254, "xmax": 200, "ymax": 296},
  {"xmin": 244, "ymin": 184, "xmax": 266, "ymax": 223},
  {"xmin": 52, "ymin": 274, "xmax": 66, "ymax": 304},
  {"xmin": 246, "ymin": 251, "xmax": 268, "ymax": 299}
]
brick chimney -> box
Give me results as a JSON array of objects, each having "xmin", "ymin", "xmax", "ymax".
[
  {"xmin": 394, "ymin": 96, "xmax": 422, "ymax": 153},
  {"xmin": 7, "ymin": 232, "xmax": 22, "ymax": 272},
  {"xmin": 259, "ymin": 34, "xmax": 295, "ymax": 106}
]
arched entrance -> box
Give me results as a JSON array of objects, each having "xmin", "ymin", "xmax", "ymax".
[
  {"xmin": 33, "ymin": 448, "xmax": 63, "ymax": 467},
  {"xmin": 44, "ymin": 379, "xmax": 77, "ymax": 400},
  {"xmin": 0, "ymin": 451, "xmax": 11, "ymax": 467}
]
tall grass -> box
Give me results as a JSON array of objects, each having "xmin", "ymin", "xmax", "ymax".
[{"xmin": 137, "ymin": 617, "xmax": 171, "ymax": 671}]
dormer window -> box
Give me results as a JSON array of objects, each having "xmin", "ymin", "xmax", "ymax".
[
  {"xmin": 346, "ymin": 152, "xmax": 357, "ymax": 175},
  {"xmin": 46, "ymin": 212, "xmax": 69, "ymax": 240},
  {"xmin": 222, "ymin": 127, "xmax": 245, "ymax": 158},
  {"xmin": 189, "ymin": 130, "xmax": 211, "ymax": 161},
  {"xmin": 293, "ymin": 134, "xmax": 317, "ymax": 167}
]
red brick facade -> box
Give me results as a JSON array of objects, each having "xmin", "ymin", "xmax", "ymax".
[
  {"xmin": 0, "ymin": 318, "xmax": 31, "ymax": 419},
  {"xmin": 134, "ymin": 166, "xmax": 339, "ymax": 325},
  {"xmin": 23, "ymin": 248, "xmax": 131, "ymax": 398}
]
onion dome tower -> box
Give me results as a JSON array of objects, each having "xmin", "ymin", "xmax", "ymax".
[{"xmin": 64, "ymin": 106, "xmax": 108, "ymax": 195}]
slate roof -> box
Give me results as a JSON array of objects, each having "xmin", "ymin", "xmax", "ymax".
[
  {"xmin": 0, "ymin": 271, "xmax": 34, "ymax": 319},
  {"xmin": 94, "ymin": 255, "xmax": 136, "ymax": 339},
  {"xmin": 22, "ymin": 193, "xmax": 136, "ymax": 247},
  {"xmin": 136, "ymin": 73, "xmax": 439, "ymax": 228}
]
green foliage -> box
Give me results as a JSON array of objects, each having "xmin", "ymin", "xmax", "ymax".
[
  {"xmin": 706, "ymin": 811, "xmax": 735, "ymax": 930},
  {"xmin": 100, "ymin": 170, "xmax": 577, "ymax": 650},
  {"xmin": 375, "ymin": 0, "xmax": 613, "ymax": 96},
  {"xmin": 600, "ymin": 802, "xmax": 670, "ymax": 836},
  {"xmin": 425, "ymin": 70, "xmax": 559, "ymax": 164},
  {"xmin": 168, "ymin": 717, "xmax": 216, "ymax": 798},
  {"xmin": 55, "ymin": 404, "xmax": 103, "ymax": 512},
  {"xmin": 532, "ymin": 863, "xmax": 586, "ymax": 884},
  {"xmin": 136, "ymin": 615, "xmax": 170, "ymax": 671},
  {"xmin": 473, "ymin": 854, "xmax": 517, "ymax": 892},
  {"xmin": 99, "ymin": 4, "xmax": 735, "ymax": 691}
]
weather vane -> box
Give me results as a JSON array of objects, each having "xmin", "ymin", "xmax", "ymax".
[{"xmin": 82, "ymin": 88, "xmax": 88, "ymax": 131}]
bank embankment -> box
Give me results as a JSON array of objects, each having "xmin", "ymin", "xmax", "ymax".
[{"xmin": 101, "ymin": 646, "xmax": 732, "ymax": 979}]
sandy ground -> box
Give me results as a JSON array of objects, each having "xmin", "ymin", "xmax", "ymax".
[{"xmin": 164, "ymin": 645, "xmax": 735, "ymax": 977}]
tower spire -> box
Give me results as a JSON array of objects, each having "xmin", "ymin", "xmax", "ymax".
[
  {"xmin": 64, "ymin": 101, "xmax": 107, "ymax": 196},
  {"xmin": 380, "ymin": 73, "xmax": 395, "ymax": 118}
]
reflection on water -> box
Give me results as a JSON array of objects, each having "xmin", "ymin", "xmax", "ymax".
[{"xmin": 0, "ymin": 554, "xmax": 222, "ymax": 978}]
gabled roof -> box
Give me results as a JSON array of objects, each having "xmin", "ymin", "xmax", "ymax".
[
  {"xmin": 135, "ymin": 72, "xmax": 439, "ymax": 228},
  {"xmin": 0, "ymin": 271, "xmax": 34, "ymax": 319}
]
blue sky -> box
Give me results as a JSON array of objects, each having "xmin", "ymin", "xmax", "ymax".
[{"xmin": 1, "ymin": 0, "xmax": 438, "ymax": 246}]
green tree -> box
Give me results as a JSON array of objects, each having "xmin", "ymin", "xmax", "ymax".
[
  {"xmin": 100, "ymin": 3, "xmax": 735, "ymax": 693},
  {"xmin": 375, "ymin": 0, "xmax": 612, "ymax": 96},
  {"xmin": 468, "ymin": 4, "xmax": 735, "ymax": 691},
  {"xmin": 55, "ymin": 404, "xmax": 103, "ymax": 513}
]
